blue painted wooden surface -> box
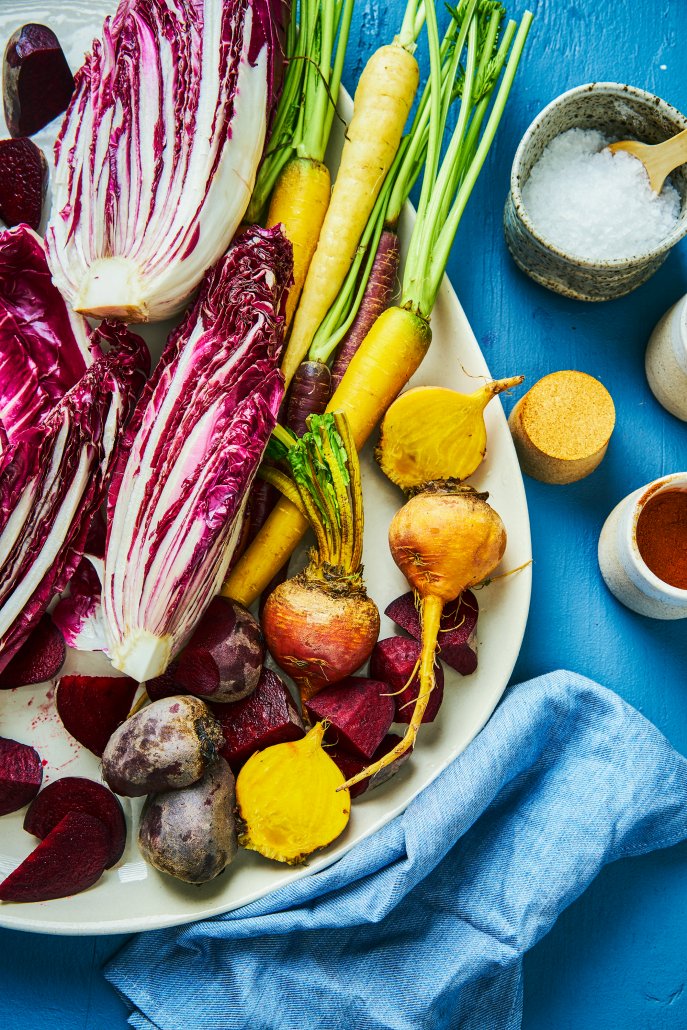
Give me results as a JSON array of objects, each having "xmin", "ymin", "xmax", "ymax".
[{"xmin": 2, "ymin": 1, "xmax": 687, "ymax": 1028}]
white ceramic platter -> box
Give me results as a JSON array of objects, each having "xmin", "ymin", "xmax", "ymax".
[{"xmin": 0, "ymin": 0, "xmax": 531, "ymax": 934}]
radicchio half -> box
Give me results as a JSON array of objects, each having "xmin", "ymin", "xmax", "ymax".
[
  {"xmin": 0, "ymin": 327, "xmax": 149, "ymax": 672},
  {"xmin": 102, "ymin": 225, "xmax": 292, "ymax": 682},
  {"xmin": 46, "ymin": 0, "xmax": 289, "ymax": 324}
]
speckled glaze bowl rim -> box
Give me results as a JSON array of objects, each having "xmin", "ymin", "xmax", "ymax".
[
  {"xmin": 627, "ymin": 472, "xmax": 687, "ymax": 599},
  {"xmin": 510, "ymin": 82, "xmax": 687, "ymax": 270}
]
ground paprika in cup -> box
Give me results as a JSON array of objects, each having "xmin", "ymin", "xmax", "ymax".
[{"xmin": 636, "ymin": 489, "xmax": 687, "ymax": 590}]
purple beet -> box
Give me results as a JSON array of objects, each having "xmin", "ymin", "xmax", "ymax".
[
  {"xmin": 145, "ymin": 663, "xmax": 182, "ymax": 702},
  {"xmin": 24, "ymin": 777, "xmax": 126, "ymax": 868},
  {"xmin": 211, "ymin": 668, "xmax": 304, "ymax": 771},
  {"xmin": 329, "ymin": 734, "xmax": 413, "ymax": 798},
  {"xmin": 385, "ymin": 590, "xmax": 479, "ymax": 676},
  {"xmin": 0, "ymin": 614, "xmax": 65, "ymax": 689},
  {"xmin": 370, "ymin": 637, "xmax": 444, "ymax": 724},
  {"xmin": 4, "ymin": 24, "xmax": 75, "ymax": 138},
  {"xmin": 305, "ymin": 676, "xmax": 395, "ymax": 760},
  {"xmin": 0, "ymin": 137, "xmax": 47, "ymax": 230},
  {"xmin": 0, "ymin": 811, "xmax": 109, "ymax": 902},
  {"xmin": 0, "ymin": 737, "xmax": 42, "ymax": 815},
  {"xmin": 174, "ymin": 597, "xmax": 264, "ymax": 703},
  {"xmin": 56, "ymin": 675, "xmax": 139, "ymax": 757},
  {"xmin": 286, "ymin": 360, "xmax": 332, "ymax": 437}
]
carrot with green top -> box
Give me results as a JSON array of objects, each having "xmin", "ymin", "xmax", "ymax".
[{"xmin": 223, "ymin": 0, "xmax": 533, "ymax": 608}]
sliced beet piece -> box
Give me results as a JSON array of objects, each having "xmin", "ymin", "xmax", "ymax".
[
  {"xmin": 305, "ymin": 677, "xmax": 395, "ymax": 760},
  {"xmin": 145, "ymin": 663, "xmax": 182, "ymax": 702},
  {"xmin": 55, "ymin": 674, "xmax": 139, "ymax": 757},
  {"xmin": 0, "ymin": 614, "xmax": 66, "ymax": 689},
  {"xmin": 174, "ymin": 597, "xmax": 264, "ymax": 703},
  {"xmin": 384, "ymin": 591, "xmax": 479, "ymax": 676},
  {"xmin": 0, "ymin": 737, "xmax": 42, "ymax": 815},
  {"xmin": 369, "ymin": 637, "xmax": 444, "ymax": 724},
  {"xmin": 329, "ymin": 734, "xmax": 413, "ymax": 798},
  {"xmin": 4, "ymin": 24, "xmax": 75, "ymax": 138},
  {"xmin": 0, "ymin": 137, "xmax": 47, "ymax": 230},
  {"xmin": 24, "ymin": 776, "xmax": 126, "ymax": 868},
  {"xmin": 210, "ymin": 668, "xmax": 304, "ymax": 771},
  {"xmin": 0, "ymin": 811, "xmax": 109, "ymax": 902}
]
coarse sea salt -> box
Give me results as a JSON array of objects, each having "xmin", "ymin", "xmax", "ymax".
[{"xmin": 522, "ymin": 128, "xmax": 681, "ymax": 261}]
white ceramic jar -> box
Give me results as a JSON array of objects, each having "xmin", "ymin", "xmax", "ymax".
[
  {"xmin": 598, "ymin": 472, "xmax": 687, "ymax": 619},
  {"xmin": 645, "ymin": 294, "xmax": 687, "ymax": 421}
]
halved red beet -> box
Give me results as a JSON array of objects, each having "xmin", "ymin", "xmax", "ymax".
[
  {"xmin": 385, "ymin": 590, "xmax": 479, "ymax": 676},
  {"xmin": 0, "ymin": 811, "xmax": 109, "ymax": 902},
  {"xmin": 55, "ymin": 675, "xmax": 138, "ymax": 757},
  {"xmin": 3, "ymin": 24, "xmax": 75, "ymax": 138},
  {"xmin": 329, "ymin": 734, "xmax": 413, "ymax": 798},
  {"xmin": 0, "ymin": 615, "xmax": 66, "ymax": 689},
  {"xmin": 174, "ymin": 597, "xmax": 264, "ymax": 703},
  {"xmin": 210, "ymin": 668, "xmax": 304, "ymax": 771},
  {"xmin": 0, "ymin": 137, "xmax": 47, "ymax": 230},
  {"xmin": 0, "ymin": 737, "xmax": 42, "ymax": 815},
  {"xmin": 24, "ymin": 776, "xmax": 126, "ymax": 868},
  {"xmin": 305, "ymin": 677, "xmax": 395, "ymax": 760},
  {"xmin": 370, "ymin": 637, "xmax": 445, "ymax": 724}
]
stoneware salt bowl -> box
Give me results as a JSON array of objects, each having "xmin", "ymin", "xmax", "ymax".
[
  {"xmin": 598, "ymin": 472, "xmax": 687, "ymax": 619},
  {"xmin": 504, "ymin": 83, "xmax": 687, "ymax": 301},
  {"xmin": 645, "ymin": 293, "xmax": 687, "ymax": 420}
]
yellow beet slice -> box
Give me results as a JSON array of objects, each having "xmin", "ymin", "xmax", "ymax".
[
  {"xmin": 236, "ymin": 723, "xmax": 350, "ymax": 864},
  {"xmin": 376, "ymin": 377, "xmax": 523, "ymax": 491}
]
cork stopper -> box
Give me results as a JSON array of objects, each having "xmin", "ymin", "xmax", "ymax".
[{"xmin": 508, "ymin": 371, "xmax": 615, "ymax": 484}]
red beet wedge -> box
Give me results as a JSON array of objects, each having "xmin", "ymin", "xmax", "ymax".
[
  {"xmin": 329, "ymin": 735, "xmax": 413, "ymax": 798},
  {"xmin": 0, "ymin": 615, "xmax": 66, "ymax": 689},
  {"xmin": 385, "ymin": 590, "xmax": 479, "ymax": 676},
  {"xmin": 0, "ymin": 737, "xmax": 42, "ymax": 815},
  {"xmin": 0, "ymin": 811, "xmax": 109, "ymax": 902},
  {"xmin": 370, "ymin": 637, "xmax": 445, "ymax": 724},
  {"xmin": 55, "ymin": 675, "xmax": 139, "ymax": 757},
  {"xmin": 0, "ymin": 137, "xmax": 47, "ymax": 230},
  {"xmin": 24, "ymin": 777, "xmax": 127, "ymax": 868},
  {"xmin": 305, "ymin": 677, "xmax": 395, "ymax": 760},
  {"xmin": 211, "ymin": 668, "xmax": 304, "ymax": 771},
  {"xmin": 3, "ymin": 24, "xmax": 75, "ymax": 138}
]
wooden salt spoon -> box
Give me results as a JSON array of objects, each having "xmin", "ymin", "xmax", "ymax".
[{"xmin": 607, "ymin": 128, "xmax": 687, "ymax": 194}]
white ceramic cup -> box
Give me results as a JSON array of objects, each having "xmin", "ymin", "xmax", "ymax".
[
  {"xmin": 598, "ymin": 472, "xmax": 687, "ymax": 619},
  {"xmin": 645, "ymin": 295, "xmax": 687, "ymax": 421}
]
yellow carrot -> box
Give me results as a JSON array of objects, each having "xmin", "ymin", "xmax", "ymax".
[
  {"xmin": 266, "ymin": 158, "xmax": 331, "ymax": 329},
  {"xmin": 280, "ymin": 43, "xmax": 420, "ymax": 388}
]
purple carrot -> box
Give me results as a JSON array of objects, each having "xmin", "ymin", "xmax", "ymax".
[
  {"xmin": 285, "ymin": 359, "xmax": 331, "ymax": 437},
  {"xmin": 330, "ymin": 229, "xmax": 400, "ymax": 390},
  {"xmin": 244, "ymin": 479, "xmax": 279, "ymax": 548}
]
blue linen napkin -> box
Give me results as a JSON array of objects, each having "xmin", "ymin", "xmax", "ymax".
[{"xmin": 106, "ymin": 670, "xmax": 687, "ymax": 1030}]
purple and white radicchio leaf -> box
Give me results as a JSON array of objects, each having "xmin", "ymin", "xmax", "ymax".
[
  {"xmin": 0, "ymin": 329, "xmax": 149, "ymax": 672},
  {"xmin": 103, "ymin": 224, "xmax": 293, "ymax": 682},
  {"xmin": 45, "ymin": 0, "xmax": 289, "ymax": 325},
  {"xmin": 0, "ymin": 226, "xmax": 97, "ymax": 445}
]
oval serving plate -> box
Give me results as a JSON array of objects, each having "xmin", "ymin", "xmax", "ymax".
[{"xmin": 0, "ymin": 0, "xmax": 531, "ymax": 934}]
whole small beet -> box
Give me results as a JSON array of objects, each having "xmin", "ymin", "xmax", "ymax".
[
  {"xmin": 138, "ymin": 758, "xmax": 237, "ymax": 883},
  {"xmin": 102, "ymin": 696, "xmax": 223, "ymax": 797},
  {"xmin": 174, "ymin": 597, "xmax": 264, "ymax": 704}
]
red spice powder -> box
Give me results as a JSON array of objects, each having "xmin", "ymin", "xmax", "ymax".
[{"xmin": 636, "ymin": 489, "xmax": 687, "ymax": 590}]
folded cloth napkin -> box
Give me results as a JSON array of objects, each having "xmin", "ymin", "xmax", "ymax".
[{"xmin": 106, "ymin": 670, "xmax": 687, "ymax": 1030}]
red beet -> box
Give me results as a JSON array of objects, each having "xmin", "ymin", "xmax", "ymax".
[
  {"xmin": 210, "ymin": 668, "xmax": 304, "ymax": 770},
  {"xmin": 145, "ymin": 663, "xmax": 181, "ymax": 702},
  {"xmin": 3, "ymin": 24, "xmax": 75, "ymax": 138},
  {"xmin": 55, "ymin": 674, "xmax": 139, "ymax": 757},
  {"xmin": 305, "ymin": 676, "xmax": 395, "ymax": 760},
  {"xmin": 24, "ymin": 777, "xmax": 126, "ymax": 868},
  {"xmin": 370, "ymin": 637, "xmax": 444, "ymax": 724},
  {"xmin": 175, "ymin": 597, "xmax": 264, "ymax": 703},
  {"xmin": 0, "ymin": 614, "xmax": 65, "ymax": 689},
  {"xmin": 385, "ymin": 590, "xmax": 479, "ymax": 676},
  {"xmin": 0, "ymin": 811, "xmax": 109, "ymax": 902},
  {"xmin": 0, "ymin": 137, "xmax": 47, "ymax": 230},
  {"xmin": 329, "ymin": 734, "xmax": 413, "ymax": 798},
  {"xmin": 286, "ymin": 360, "xmax": 332, "ymax": 437},
  {"xmin": 0, "ymin": 737, "xmax": 42, "ymax": 815}
]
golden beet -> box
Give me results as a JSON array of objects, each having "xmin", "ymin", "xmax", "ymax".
[
  {"xmin": 376, "ymin": 377, "xmax": 523, "ymax": 490},
  {"xmin": 236, "ymin": 723, "xmax": 351, "ymax": 864}
]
